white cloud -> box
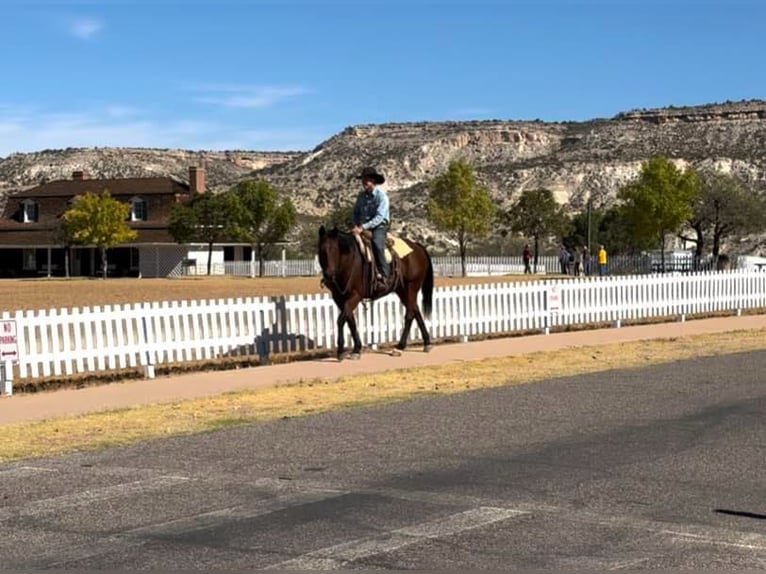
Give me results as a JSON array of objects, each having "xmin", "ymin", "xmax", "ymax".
[
  {"xmin": 68, "ymin": 17, "xmax": 103, "ymax": 40},
  {"xmin": 0, "ymin": 104, "xmax": 323, "ymax": 156},
  {"xmin": 192, "ymin": 85, "xmax": 310, "ymax": 109}
]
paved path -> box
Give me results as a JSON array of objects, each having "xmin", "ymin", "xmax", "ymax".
[{"xmin": 1, "ymin": 314, "xmax": 764, "ymax": 425}]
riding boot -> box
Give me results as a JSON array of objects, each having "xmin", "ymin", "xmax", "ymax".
[{"xmin": 373, "ymin": 273, "xmax": 390, "ymax": 296}]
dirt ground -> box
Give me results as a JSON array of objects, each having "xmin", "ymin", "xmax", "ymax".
[{"xmin": 0, "ymin": 274, "xmax": 540, "ymax": 312}]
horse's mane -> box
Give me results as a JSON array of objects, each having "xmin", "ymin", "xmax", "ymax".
[{"xmin": 326, "ymin": 227, "xmax": 357, "ymax": 254}]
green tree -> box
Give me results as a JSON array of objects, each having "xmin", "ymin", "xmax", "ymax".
[
  {"xmin": 506, "ymin": 188, "xmax": 569, "ymax": 273},
  {"xmin": 617, "ymin": 156, "xmax": 697, "ymax": 272},
  {"xmin": 62, "ymin": 190, "xmax": 137, "ymax": 279},
  {"xmin": 427, "ymin": 159, "xmax": 496, "ymax": 276},
  {"xmin": 230, "ymin": 180, "xmax": 297, "ymax": 277},
  {"xmin": 682, "ymin": 170, "xmax": 766, "ymax": 263},
  {"xmin": 168, "ymin": 191, "xmax": 239, "ymax": 275}
]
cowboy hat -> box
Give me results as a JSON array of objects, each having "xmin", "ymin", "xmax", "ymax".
[{"xmin": 357, "ymin": 166, "xmax": 385, "ymax": 185}]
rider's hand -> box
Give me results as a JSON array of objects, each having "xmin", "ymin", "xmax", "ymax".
[{"xmin": 351, "ymin": 226, "xmax": 363, "ymax": 235}]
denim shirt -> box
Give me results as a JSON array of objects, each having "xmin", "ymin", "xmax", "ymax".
[{"xmin": 352, "ymin": 186, "xmax": 390, "ymax": 230}]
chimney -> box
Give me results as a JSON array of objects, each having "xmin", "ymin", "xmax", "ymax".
[
  {"xmin": 72, "ymin": 170, "xmax": 90, "ymax": 181},
  {"xmin": 189, "ymin": 165, "xmax": 205, "ymax": 194}
]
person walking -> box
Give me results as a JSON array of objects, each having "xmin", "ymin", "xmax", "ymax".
[
  {"xmin": 522, "ymin": 244, "xmax": 532, "ymax": 274},
  {"xmin": 598, "ymin": 244, "xmax": 608, "ymax": 276}
]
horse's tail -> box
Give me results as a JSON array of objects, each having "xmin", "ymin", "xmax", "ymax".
[{"xmin": 421, "ymin": 244, "xmax": 434, "ymax": 319}]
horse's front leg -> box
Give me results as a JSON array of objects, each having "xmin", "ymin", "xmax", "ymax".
[
  {"xmin": 344, "ymin": 294, "xmax": 363, "ymax": 360},
  {"xmin": 336, "ymin": 312, "xmax": 347, "ymax": 361}
]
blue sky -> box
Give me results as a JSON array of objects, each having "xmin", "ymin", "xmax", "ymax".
[{"xmin": 0, "ymin": 0, "xmax": 763, "ymax": 156}]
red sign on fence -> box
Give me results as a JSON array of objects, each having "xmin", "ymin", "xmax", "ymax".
[{"xmin": 0, "ymin": 320, "xmax": 19, "ymax": 361}]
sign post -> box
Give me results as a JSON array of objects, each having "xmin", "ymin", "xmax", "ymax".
[{"xmin": 0, "ymin": 319, "xmax": 19, "ymax": 396}]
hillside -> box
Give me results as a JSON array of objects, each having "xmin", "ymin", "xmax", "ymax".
[{"xmin": 2, "ymin": 99, "xmax": 766, "ymax": 254}]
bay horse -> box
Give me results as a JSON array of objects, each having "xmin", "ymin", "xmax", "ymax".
[{"xmin": 317, "ymin": 225, "xmax": 433, "ymax": 360}]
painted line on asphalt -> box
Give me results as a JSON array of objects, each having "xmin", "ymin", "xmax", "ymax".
[
  {"xmin": 0, "ymin": 475, "xmax": 190, "ymax": 521},
  {"xmin": 21, "ymin": 487, "xmax": 349, "ymax": 569},
  {"xmin": 266, "ymin": 506, "xmax": 527, "ymax": 570}
]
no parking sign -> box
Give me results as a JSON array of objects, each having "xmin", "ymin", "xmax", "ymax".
[
  {"xmin": 548, "ymin": 284, "xmax": 561, "ymax": 313},
  {"xmin": 0, "ymin": 319, "xmax": 18, "ymax": 361}
]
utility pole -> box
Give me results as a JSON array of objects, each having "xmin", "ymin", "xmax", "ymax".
[{"xmin": 588, "ymin": 195, "xmax": 593, "ymax": 255}]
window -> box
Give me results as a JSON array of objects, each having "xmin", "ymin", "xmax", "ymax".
[
  {"xmin": 22, "ymin": 249, "xmax": 36, "ymax": 270},
  {"xmin": 130, "ymin": 197, "xmax": 148, "ymax": 221},
  {"xmin": 21, "ymin": 199, "xmax": 39, "ymax": 223}
]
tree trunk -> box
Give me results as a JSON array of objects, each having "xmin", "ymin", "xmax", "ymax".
[
  {"xmin": 458, "ymin": 230, "xmax": 467, "ymax": 277},
  {"xmin": 101, "ymin": 246, "xmax": 108, "ymax": 280},
  {"xmin": 533, "ymin": 235, "xmax": 540, "ymax": 274},
  {"xmin": 207, "ymin": 241, "xmax": 214, "ymax": 276},
  {"xmin": 692, "ymin": 223, "xmax": 704, "ymax": 270},
  {"xmin": 712, "ymin": 229, "xmax": 723, "ymax": 259},
  {"xmin": 258, "ymin": 244, "xmax": 266, "ymax": 278},
  {"xmin": 459, "ymin": 243, "xmax": 467, "ymax": 277},
  {"xmin": 659, "ymin": 233, "xmax": 666, "ymax": 274}
]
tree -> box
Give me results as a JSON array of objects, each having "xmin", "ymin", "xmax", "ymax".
[
  {"xmin": 617, "ymin": 156, "xmax": 697, "ymax": 272},
  {"xmin": 168, "ymin": 191, "xmax": 239, "ymax": 275},
  {"xmin": 230, "ymin": 180, "xmax": 297, "ymax": 277},
  {"xmin": 506, "ymin": 188, "xmax": 569, "ymax": 273},
  {"xmin": 427, "ymin": 160, "xmax": 496, "ymax": 276},
  {"xmin": 61, "ymin": 190, "xmax": 137, "ymax": 279},
  {"xmin": 681, "ymin": 170, "xmax": 766, "ymax": 263}
]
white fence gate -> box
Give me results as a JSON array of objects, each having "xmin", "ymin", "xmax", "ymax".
[{"xmin": 1, "ymin": 269, "xmax": 765, "ymax": 393}]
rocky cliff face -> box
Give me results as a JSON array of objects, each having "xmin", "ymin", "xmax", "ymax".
[
  {"xmin": 0, "ymin": 147, "xmax": 299, "ymax": 191},
  {"xmin": 2, "ymin": 100, "xmax": 765, "ymax": 253}
]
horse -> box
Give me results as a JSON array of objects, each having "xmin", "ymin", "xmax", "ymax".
[{"xmin": 317, "ymin": 225, "xmax": 434, "ymax": 360}]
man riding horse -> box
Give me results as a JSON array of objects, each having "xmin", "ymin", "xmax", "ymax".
[{"xmin": 351, "ymin": 167, "xmax": 392, "ymax": 297}]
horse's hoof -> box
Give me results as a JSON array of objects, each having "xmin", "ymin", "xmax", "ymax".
[
  {"xmin": 349, "ymin": 352, "xmax": 361, "ymax": 361},
  {"xmin": 390, "ymin": 349, "xmax": 402, "ymax": 357},
  {"xmin": 423, "ymin": 345, "xmax": 433, "ymax": 353},
  {"xmin": 337, "ymin": 352, "xmax": 346, "ymax": 362}
]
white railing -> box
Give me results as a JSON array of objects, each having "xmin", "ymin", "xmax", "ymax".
[
  {"xmin": 1, "ymin": 270, "xmax": 765, "ymax": 392},
  {"xmin": 183, "ymin": 256, "xmax": 552, "ymax": 278}
]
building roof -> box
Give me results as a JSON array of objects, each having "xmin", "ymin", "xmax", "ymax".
[{"xmin": 11, "ymin": 176, "xmax": 191, "ymax": 198}]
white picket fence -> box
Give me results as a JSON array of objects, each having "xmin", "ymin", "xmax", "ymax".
[{"xmin": 1, "ymin": 269, "xmax": 765, "ymax": 393}]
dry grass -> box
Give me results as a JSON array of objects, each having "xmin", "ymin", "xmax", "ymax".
[
  {"xmin": 1, "ymin": 328, "xmax": 763, "ymax": 463},
  {"xmin": 0, "ymin": 274, "xmax": 540, "ymax": 312}
]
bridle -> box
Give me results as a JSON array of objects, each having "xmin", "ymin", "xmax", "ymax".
[{"xmin": 319, "ymin": 234, "xmax": 359, "ymax": 297}]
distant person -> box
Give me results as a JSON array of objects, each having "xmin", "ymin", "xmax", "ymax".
[
  {"xmin": 522, "ymin": 244, "xmax": 532, "ymax": 274},
  {"xmin": 567, "ymin": 247, "xmax": 575, "ymax": 276},
  {"xmin": 574, "ymin": 247, "xmax": 582, "ymax": 276},
  {"xmin": 598, "ymin": 244, "xmax": 608, "ymax": 276},
  {"xmin": 559, "ymin": 244, "xmax": 569, "ymax": 275},
  {"xmin": 582, "ymin": 247, "xmax": 592, "ymax": 276}
]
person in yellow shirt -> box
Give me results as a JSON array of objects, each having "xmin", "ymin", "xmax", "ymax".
[{"xmin": 598, "ymin": 244, "xmax": 608, "ymax": 276}]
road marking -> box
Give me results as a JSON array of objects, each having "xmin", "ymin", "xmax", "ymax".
[
  {"xmin": 0, "ymin": 465, "xmax": 57, "ymax": 478},
  {"xmin": 20, "ymin": 487, "xmax": 348, "ymax": 569},
  {"xmin": 266, "ymin": 506, "xmax": 527, "ymax": 570},
  {"xmin": 0, "ymin": 475, "xmax": 189, "ymax": 521}
]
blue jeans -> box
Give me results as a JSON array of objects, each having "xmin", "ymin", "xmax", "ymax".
[{"xmin": 371, "ymin": 225, "xmax": 389, "ymax": 278}]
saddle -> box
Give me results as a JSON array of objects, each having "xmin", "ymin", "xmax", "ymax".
[{"xmin": 354, "ymin": 231, "xmax": 412, "ymax": 299}]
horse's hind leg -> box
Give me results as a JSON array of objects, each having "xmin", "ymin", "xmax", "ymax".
[
  {"xmin": 413, "ymin": 306, "xmax": 432, "ymax": 352},
  {"xmin": 395, "ymin": 286, "xmax": 419, "ymax": 351}
]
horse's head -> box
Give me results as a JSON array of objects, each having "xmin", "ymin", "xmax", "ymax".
[{"xmin": 318, "ymin": 225, "xmax": 354, "ymax": 288}]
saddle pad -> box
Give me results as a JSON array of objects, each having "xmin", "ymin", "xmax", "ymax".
[
  {"xmin": 388, "ymin": 234, "xmax": 413, "ymax": 260},
  {"xmin": 354, "ymin": 233, "xmax": 413, "ymax": 262}
]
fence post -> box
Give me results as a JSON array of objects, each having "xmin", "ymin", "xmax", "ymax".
[
  {"xmin": 140, "ymin": 303, "xmax": 156, "ymax": 379},
  {"xmin": 544, "ymin": 281, "xmax": 550, "ymax": 335},
  {"xmin": 1, "ymin": 360, "xmax": 12, "ymax": 396}
]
